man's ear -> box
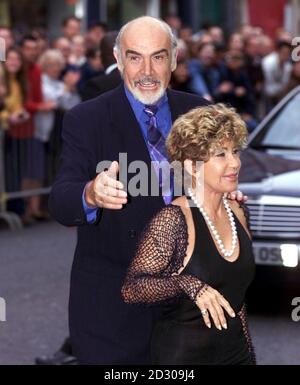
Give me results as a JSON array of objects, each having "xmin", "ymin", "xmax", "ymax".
[
  {"xmin": 171, "ymin": 49, "xmax": 178, "ymax": 72},
  {"xmin": 113, "ymin": 48, "xmax": 124, "ymax": 72}
]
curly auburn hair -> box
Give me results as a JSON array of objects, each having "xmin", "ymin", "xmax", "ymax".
[{"xmin": 166, "ymin": 103, "xmax": 248, "ymax": 164}]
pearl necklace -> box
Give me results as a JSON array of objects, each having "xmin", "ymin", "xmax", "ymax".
[{"xmin": 188, "ymin": 188, "xmax": 238, "ymax": 258}]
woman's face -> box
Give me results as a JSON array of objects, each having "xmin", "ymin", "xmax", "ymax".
[
  {"xmin": 44, "ymin": 60, "xmax": 63, "ymax": 79},
  {"xmin": 5, "ymin": 51, "xmax": 22, "ymax": 74},
  {"xmin": 173, "ymin": 62, "xmax": 189, "ymax": 83},
  {"xmin": 71, "ymin": 36, "xmax": 85, "ymax": 57},
  {"xmin": 202, "ymin": 140, "xmax": 242, "ymax": 194},
  {"xmin": 229, "ymin": 33, "xmax": 244, "ymax": 51},
  {"xmin": 225, "ymin": 52, "xmax": 244, "ymax": 71}
]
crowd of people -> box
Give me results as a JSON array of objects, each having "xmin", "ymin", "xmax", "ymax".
[{"xmin": 0, "ymin": 15, "xmax": 299, "ymax": 226}]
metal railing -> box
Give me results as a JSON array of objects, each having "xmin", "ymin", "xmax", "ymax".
[
  {"xmin": 0, "ymin": 129, "xmax": 23, "ymax": 230},
  {"xmin": 0, "ymin": 115, "xmax": 62, "ymax": 231}
]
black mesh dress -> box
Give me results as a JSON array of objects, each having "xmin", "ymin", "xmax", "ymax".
[{"xmin": 122, "ymin": 201, "xmax": 256, "ymax": 365}]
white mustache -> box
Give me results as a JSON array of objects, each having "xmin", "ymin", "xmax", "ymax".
[{"xmin": 134, "ymin": 77, "xmax": 161, "ymax": 87}]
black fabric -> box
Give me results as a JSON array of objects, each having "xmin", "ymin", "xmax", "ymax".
[
  {"xmin": 151, "ymin": 205, "xmax": 256, "ymax": 365},
  {"xmin": 49, "ymin": 83, "xmax": 209, "ymax": 364},
  {"xmin": 80, "ymin": 68, "xmax": 122, "ymax": 101}
]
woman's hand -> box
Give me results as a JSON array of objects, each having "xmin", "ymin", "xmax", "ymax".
[
  {"xmin": 195, "ymin": 286, "xmax": 236, "ymax": 330},
  {"xmin": 39, "ymin": 100, "xmax": 57, "ymax": 112},
  {"xmin": 9, "ymin": 110, "xmax": 30, "ymax": 124}
]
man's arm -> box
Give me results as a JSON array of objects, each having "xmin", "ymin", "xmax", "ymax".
[
  {"xmin": 49, "ymin": 109, "xmax": 95, "ymax": 226},
  {"xmin": 49, "ymin": 108, "xmax": 127, "ymax": 226}
]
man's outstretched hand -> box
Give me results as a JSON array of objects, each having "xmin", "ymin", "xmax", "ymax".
[
  {"xmin": 85, "ymin": 161, "xmax": 127, "ymax": 210},
  {"xmin": 226, "ymin": 190, "xmax": 248, "ymax": 203}
]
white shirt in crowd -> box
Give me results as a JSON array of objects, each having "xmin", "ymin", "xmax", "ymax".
[
  {"xmin": 34, "ymin": 74, "xmax": 81, "ymax": 142},
  {"xmin": 262, "ymin": 52, "xmax": 292, "ymax": 98}
]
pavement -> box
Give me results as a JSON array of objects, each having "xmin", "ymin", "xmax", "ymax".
[{"xmin": 0, "ymin": 221, "xmax": 75, "ymax": 365}]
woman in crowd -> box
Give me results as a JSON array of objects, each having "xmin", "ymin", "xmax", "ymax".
[
  {"xmin": 32, "ymin": 49, "xmax": 81, "ymax": 213},
  {"xmin": 0, "ymin": 65, "xmax": 7, "ymax": 122},
  {"xmin": 170, "ymin": 59, "xmax": 194, "ymax": 94},
  {"xmin": 1, "ymin": 47, "xmax": 29, "ymax": 132},
  {"xmin": 215, "ymin": 50, "xmax": 258, "ymax": 132},
  {"xmin": 0, "ymin": 47, "xmax": 32, "ymax": 215},
  {"xmin": 122, "ymin": 104, "xmax": 256, "ymax": 365}
]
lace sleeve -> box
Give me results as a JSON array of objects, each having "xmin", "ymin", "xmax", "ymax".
[
  {"xmin": 238, "ymin": 304, "xmax": 256, "ymax": 364},
  {"xmin": 121, "ymin": 205, "xmax": 207, "ymax": 305}
]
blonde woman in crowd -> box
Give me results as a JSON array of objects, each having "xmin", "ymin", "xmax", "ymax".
[{"xmin": 30, "ymin": 49, "xmax": 81, "ymax": 219}]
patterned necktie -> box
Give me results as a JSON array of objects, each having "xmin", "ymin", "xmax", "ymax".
[
  {"xmin": 143, "ymin": 105, "xmax": 168, "ymax": 158},
  {"xmin": 143, "ymin": 105, "xmax": 173, "ymax": 204}
]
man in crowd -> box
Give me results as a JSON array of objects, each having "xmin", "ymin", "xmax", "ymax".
[{"xmin": 62, "ymin": 16, "xmax": 81, "ymax": 42}]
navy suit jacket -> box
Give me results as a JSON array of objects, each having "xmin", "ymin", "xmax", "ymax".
[
  {"xmin": 81, "ymin": 67, "xmax": 122, "ymax": 101},
  {"xmin": 49, "ymin": 83, "xmax": 209, "ymax": 364}
]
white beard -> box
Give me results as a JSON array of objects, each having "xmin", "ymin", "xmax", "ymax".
[{"xmin": 131, "ymin": 84, "xmax": 165, "ymax": 105}]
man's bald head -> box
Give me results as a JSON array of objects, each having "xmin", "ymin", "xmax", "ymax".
[
  {"xmin": 114, "ymin": 16, "xmax": 177, "ymax": 68},
  {"xmin": 113, "ymin": 16, "xmax": 178, "ymax": 105}
]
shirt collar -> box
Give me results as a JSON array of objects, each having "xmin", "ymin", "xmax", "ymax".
[
  {"xmin": 124, "ymin": 84, "xmax": 168, "ymax": 120},
  {"xmin": 105, "ymin": 63, "xmax": 118, "ymax": 75}
]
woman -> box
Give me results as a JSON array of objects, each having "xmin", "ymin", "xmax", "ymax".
[
  {"xmin": 35, "ymin": 49, "xmax": 81, "ymax": 143},
  {"xmin": 0, "ymin": 47, "xmax": 33, "ymax": 217},
  {"xmin": 122, "ymin": 104, "xmax": 256, "ymax": 365},
  {"xmin": 170, "ymin": 60, "xmax": 194, "ymax": 94},
  {"xmin": 29, "ymin": 49, "xmax": 81, "ymax": 218},
  {"xmin": 0, "ymin": 64, "xmax": 7, "ymax": 125},
  {"xmin": 215, "ymin": 50, "xmax": 258, "ymax": 133},
  {"xmin": 1, "ymin": 47, "xmax": 29, "ymax": 133}
]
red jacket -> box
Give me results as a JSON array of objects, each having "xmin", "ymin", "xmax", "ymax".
[{"xmin": 24, "ymin": 63, "xmax": 43, "ymax": 113}]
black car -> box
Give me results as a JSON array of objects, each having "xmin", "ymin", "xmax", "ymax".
[{"xmin": 239, "ymin": 86, "xmax": 300, "ymax": 289}]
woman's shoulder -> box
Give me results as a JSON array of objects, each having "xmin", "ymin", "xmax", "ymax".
[
  {"xmin": 171, "ymin": 195, "xmax": 191, "ymax": 214},
  {"xmin": 154, "ymin": 201, "xmax": 185, "ymax": 222},
  {"xmin": 149, "ymin": 197, "xmax": 190, "ymax": 231}
]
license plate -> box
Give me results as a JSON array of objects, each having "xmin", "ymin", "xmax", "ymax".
[{"xmin": 253, "ymin": 243, "xmax": 299, "ymax": 267}]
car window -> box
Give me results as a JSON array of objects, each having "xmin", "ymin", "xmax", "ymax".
[{"xmin": 261, "ymin": 93, "xmax": 300, "ymax": 149}]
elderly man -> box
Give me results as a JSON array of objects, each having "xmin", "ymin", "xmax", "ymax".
[{"xmin": 49, "ymin": 16, "xmax": 242, "ymax": 365}]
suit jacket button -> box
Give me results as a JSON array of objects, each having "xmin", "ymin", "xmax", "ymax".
[{"xmin": 128, "ymin": 230, "xmax": 136, "ymax": 239}]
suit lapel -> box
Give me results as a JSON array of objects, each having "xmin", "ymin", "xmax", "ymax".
[
  {"xmin": 167, "ymin": 88, "xmax": 188, "ymax": 122},
  {"xmin": 108, "ymin": 84, "xmax": 152, "ymax": 166},
  {"xmin": 106, "ymin": 86, "xmax": 194, "ymax": 207}
]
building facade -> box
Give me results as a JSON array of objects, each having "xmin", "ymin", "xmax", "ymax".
[{"xmin": 0, "ymin": 0, "xmax": 299, "ymax": 38}]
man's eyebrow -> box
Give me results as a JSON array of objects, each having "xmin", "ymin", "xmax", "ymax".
[
  {"xmin": 125, "ymin": 49, "xmax": 169, "ymax": 57},
  {"xmin": 125, "ymin": 50, "xmax": 142, "ymax": 57},
  {"xmin": 151, "ymin": 49, "xmax": 169, "ymax": 56}
]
